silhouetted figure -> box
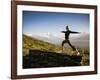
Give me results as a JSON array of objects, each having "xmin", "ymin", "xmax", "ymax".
[{"xmin": 61, "ymin": 26, "xmax": 80, "ymax": 53}]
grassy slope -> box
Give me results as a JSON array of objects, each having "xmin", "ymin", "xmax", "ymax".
[{"xmin": 23, "ymin": 34, "xmax": 62, "ymax": 55}]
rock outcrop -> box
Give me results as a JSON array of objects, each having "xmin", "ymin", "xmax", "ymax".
[{"xmin": 23, "ymin": 49, "xmax": 82, "ymax": 69}]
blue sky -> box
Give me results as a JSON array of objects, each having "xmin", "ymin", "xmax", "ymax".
[{"xmin": 22, "ymin": 11, "xmax": 90, "ymax": 36}]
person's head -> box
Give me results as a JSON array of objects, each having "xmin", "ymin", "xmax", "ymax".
[{"xmin": 66, "ymin": 26, "xmax": 69, "ymax": 31}]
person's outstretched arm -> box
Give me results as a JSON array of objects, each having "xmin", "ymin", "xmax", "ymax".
[
  {"xmin": 70, "ymin": 31, "xmax": 80, "ymax": 34},
  {"xmin": 61, "ymin": 31, "xmax": 66, "ymax": 33}
]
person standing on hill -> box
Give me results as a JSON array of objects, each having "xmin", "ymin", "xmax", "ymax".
[{"xmin": 61, "ymin": 26, "xmax": 80, "ymax": 55}]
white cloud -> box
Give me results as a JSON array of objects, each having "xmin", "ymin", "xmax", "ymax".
[{"xmin": 24, "ymin": 33, "xmax": 33, "ymax": 37}]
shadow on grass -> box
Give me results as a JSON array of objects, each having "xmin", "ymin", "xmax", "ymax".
[{"xmin": 23, "ymin": 49, "xmax": 82, "ymax": 69}]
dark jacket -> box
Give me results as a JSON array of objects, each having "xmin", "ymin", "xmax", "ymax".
[{"xmin": 61, "ymin": 30, "xmax": 79, "ymax": 39}]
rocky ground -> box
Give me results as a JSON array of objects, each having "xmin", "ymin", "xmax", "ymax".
[{"xmin": 23, "ymin": 49, "xmax": 82, "ymax": 69}]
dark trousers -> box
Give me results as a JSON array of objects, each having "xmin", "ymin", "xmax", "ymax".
[{"xmin": 62, "ymin": 39, "xmax": 76, "ymax": 51}]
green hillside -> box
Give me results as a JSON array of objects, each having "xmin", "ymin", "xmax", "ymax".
[{"xmin": 23, "ymin": 34, "xmax": 62, "ymax": 56}]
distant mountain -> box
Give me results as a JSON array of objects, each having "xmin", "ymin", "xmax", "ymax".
[{"xmin": 31, "ymin": 33, "xmax": 62, "ymax": 45}]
